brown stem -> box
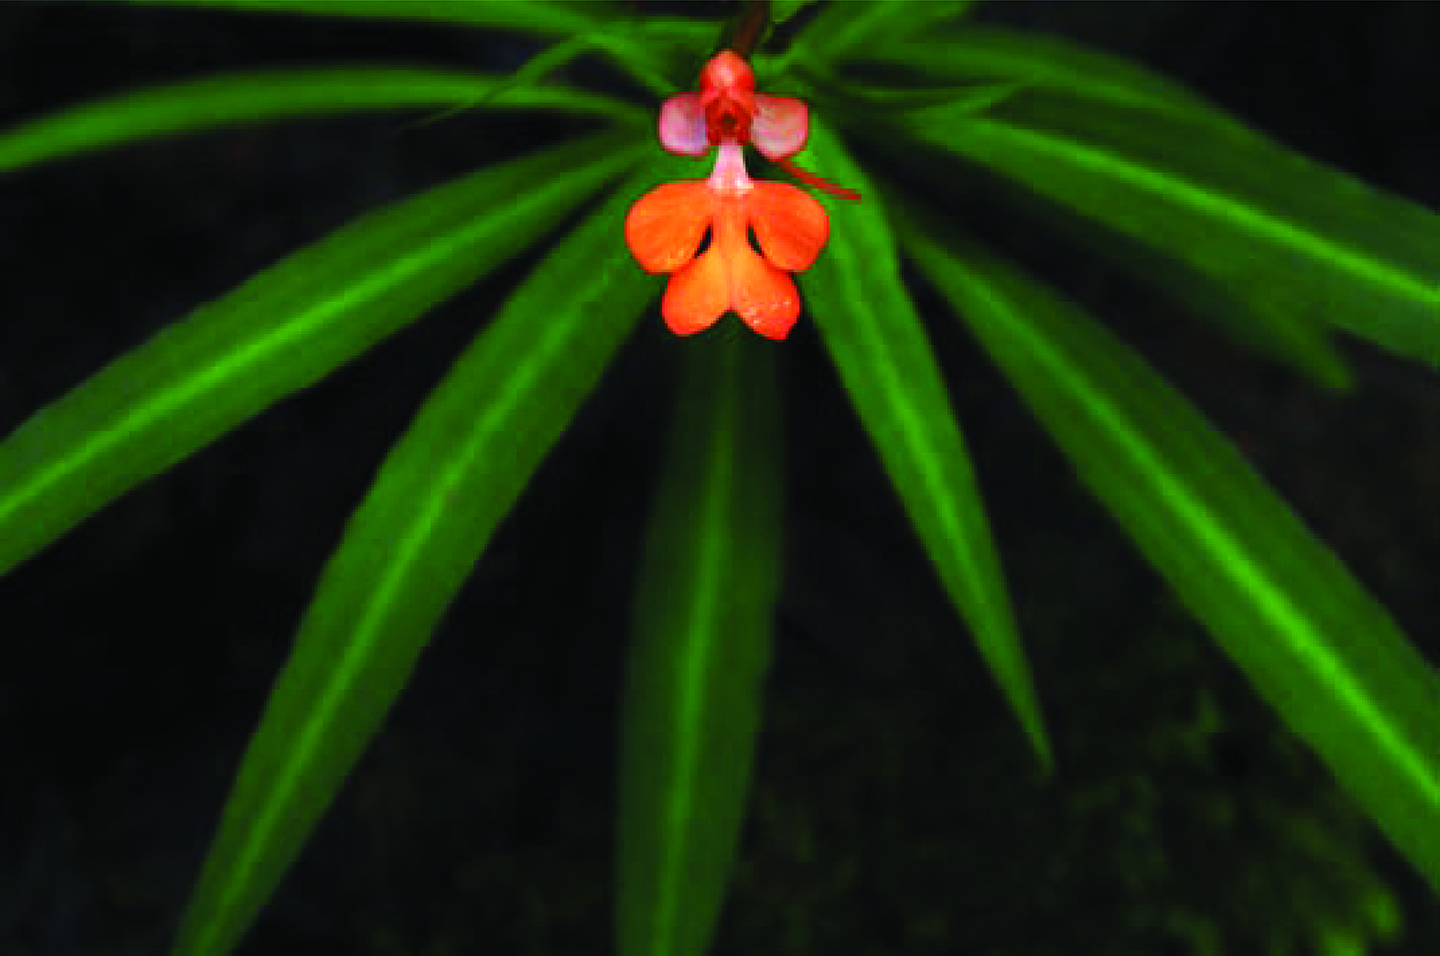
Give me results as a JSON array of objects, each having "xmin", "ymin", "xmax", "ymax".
[{"xmin": 721, "ymin": 0, "xmax": 770, "ymax": 59}]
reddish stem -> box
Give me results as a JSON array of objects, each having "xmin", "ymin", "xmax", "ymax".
[
  {"xmin": 727, "ymin": 0, "xmax": 771, "ymax": 60},
  {"xmin": 775, "ymin": 156, "xmax": 862, "ymax": 201}
]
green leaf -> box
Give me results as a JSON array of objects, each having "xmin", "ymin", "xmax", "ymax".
[
  {"xmin": 126, "ymin": 0, "xmax": 604, "ymax": 35},
  {"xmin": 896, "ymin": 89, "xmax": 1440, "ymax": 367},
  {"xmin": 771, "ymin": 0, "xmax": 820, "ymax": 26},
  {"xmin": 788, "ymin": 0, "xmax": 978, "ymax": 66},
  {"xmin": 834, "ymin": 24, "xmax": 1346, "ymax": 388},
  {"xmin": 617, "ymin": 326, "xmax": 783, "ymax": 956},
  {"xmin": 120, "ymin": 2, "xmax": 701, "ymax": 110},
  {"xmin": 783, "ymin": 71, "xmax": 1025, "ymax": 118},
  {"xmin": 839, "ymin": 36, "xmax": 1347, "ymax": 389},
  {"xmin": 802, "ymin": 119, "xmax": 1052, "ymax": 771},
  {"xmin": 454, "ymin": 17, "xmax": 713, "ymax": 102},
  {"xmin": 170, "ymin": 155, "xmax": 677, "ymax": 956},
  {"xmin": 0, "ymin": 67, "xmax": 645, "ymax": 175},
  {"xmin": 906, "ymin": 229, "xmax": 1440, "ymax": 892},
  {"xmin": 0, "ymin": 129, "xmax": 643, "ymax": 581},
  {"xmin": 855, "ymin": 26, "xmax": 1242, "ymax": 120},
  {"xmin": 482, "ymin": 14, "xmax": 722, "ymax": 104}
]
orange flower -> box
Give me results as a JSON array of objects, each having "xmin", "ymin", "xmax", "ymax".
[
  {"xmin": 624, "ymin": 50, "xmax": 854, "ymax": 340},
  {"xmin": 625, "ymin": 141, "xmax": 828, "ymax": 339}
]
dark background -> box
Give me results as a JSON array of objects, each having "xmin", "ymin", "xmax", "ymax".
[{"xmin": 0, "ymin": 1, "xmax": 1437, "ymax": 953}]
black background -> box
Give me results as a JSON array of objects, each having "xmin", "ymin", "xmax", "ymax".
[{"xmin": 0, "ymin": 1, "xmax": 1437, "ymax": 954}]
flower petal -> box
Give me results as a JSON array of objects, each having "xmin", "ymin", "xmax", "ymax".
[
  {"xmin": 662, "ymin": 250, "xmax": 728, "ymax": 335},
  {"xmin": 750, "ymin": 94, "xmax": 808, "ymax": 160},
  {"xmin": 747, "ymin": 182, "xmax": 829, "ymax": 272},
  {"xmin": 709, "ymin": 204, "xmax": 799, "ymax": 339},
  {"xmin": 658, "ymin": 93, "xmax": 710, "ymax": 157},
  {"xmin": 625, "ymin": 181, "xmax": 713, "ymax": 274},
  {"xmin": 731, "ymin": 250, "xmax": 800, "ymax": 339}
]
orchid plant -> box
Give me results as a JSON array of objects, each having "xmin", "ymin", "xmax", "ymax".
[{"xmin": 0, "ymin": 1, "xmax": 1438, "ymax": 954}]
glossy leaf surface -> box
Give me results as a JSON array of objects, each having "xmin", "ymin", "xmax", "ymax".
[
  {"xmin": 618, "ymin": 328, "xmax": 782, "ymax": 956},
  {"xmin": 0, "ymin": 130, "xmax": 642, "ymax": 580},
  {"xmin": 170, "ymin": 157, "xmax": 679, "ymax": 956},
  {"xmin": 803, "ymin": 119, "xmax": 1052, "ymax": 770},
  {"xmin": 908, "ymin": 231, "xmax": 1440, "ymax": 892}
]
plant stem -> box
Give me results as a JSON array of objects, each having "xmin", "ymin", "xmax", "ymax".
[{"xmin": 721, "ymin": 0, "xmax": 770, "ymax": 59}]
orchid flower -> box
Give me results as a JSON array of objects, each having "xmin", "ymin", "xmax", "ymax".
[{"xmin": 624, "ymin": 50, "xmax": 857, "ymax": 340}]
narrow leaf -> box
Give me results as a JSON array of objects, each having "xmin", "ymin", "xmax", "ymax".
[
  {"xmin": 771, "ymin": 0, "xmax": 820, "ymax": 26},
  {"xmin": 618, "ymin": 327, "xmax": 783, "ymax": 956},
  {"xmin": 834, "ymin": 35, "xmax": 1344, "ymax": 388},
  {"xmin": 856, "ymin": 26, "xmax": 1242, "ymax": 120},
  {"xmin": 898, "ymin": 91, "xmax": 1440, "ymax": 366},
  {"xmin": 460, "ymin": 17, "xmax": 715, "ymax": 103},
  {"xmin": 412, "ymin": 15, "xmax": 720, "ymax": 116},
  {"xmin": 170, "ymin": 157, "xmax": 676, "ymax": 956},
  {"xmin": 789, "ymin": 0, "xmax": 977, "ymax": 66},
  {"xmin": 0, "ymin": 67, "xmax": 645, "ymax": 175},
  {"xmin": 127, "ymin": 0, "xmax": 603, "ymax": 35},
  {"xmin": 802, "ymin": 119, "xmax": 1052, "ymax": 770},
  {"xmin": 907, "ymin": 229, "xmax": 1440, "ymax": 892},
  {"xmin": 0, "ymin": 129, "xmax": 643, "ymax": 580}
]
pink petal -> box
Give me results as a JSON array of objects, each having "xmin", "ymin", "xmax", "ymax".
[
  {"xmin": 750, "ymin": 94, "xmax": 808, "ymax": 161},
  {"xmin": 657, "ymin": 93, "xmax": 710, "ymax": 157}
]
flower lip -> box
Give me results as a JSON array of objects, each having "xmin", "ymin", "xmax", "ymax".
[
  {"xmin": 624, "ymin": 141, "xmax": 828, "ymax": 340},
  {"xmin": 624, "ymin": 181, "xmax": 712, "ymax": 275}
]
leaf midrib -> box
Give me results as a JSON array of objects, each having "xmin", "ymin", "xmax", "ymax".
[
  {"xmin": 0, "ymin": 160, "xmax": 610, "ymax": 532},
  {"xmin": 955, "ymin": 262, "xmax": 1438, "ymax": 808},
  {"xmin": 953, "ymin": 116, "xmax": 1440, "ymax": 308}
]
